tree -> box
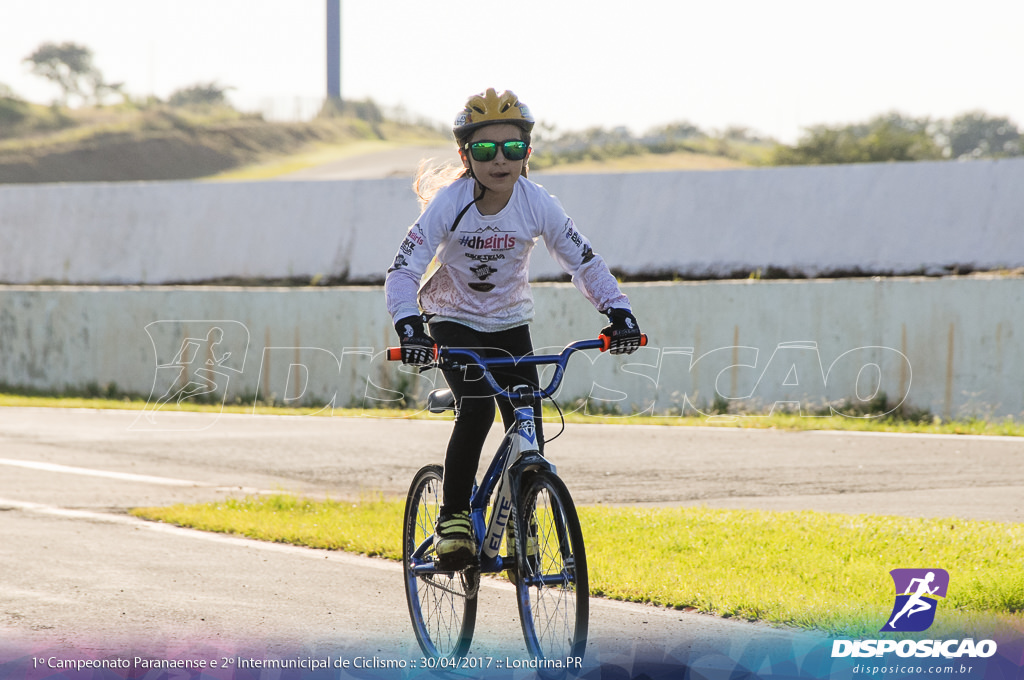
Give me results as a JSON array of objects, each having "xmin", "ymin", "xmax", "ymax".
[
  {"xmin": 772, "ymin": 125, "xmax": 863, "ymax": 165},
  {"xmin": 945, "ymin": 111, "xmax": 1022, "ymax": 159},
  {"xmin": 853, "ymin": 113, "xmax": 944, "ymax": 162},
  {"xmin": 23, "ymin": 41, "xmax": 103, "ymax": 106},
  {"xmin": 773, "ymin": 113, "xmax": 943, "ymax": 165},
  {"xmin": 651, "ymin": 121, "xmax": 704, "ymax": 140},
  {"xmin": 642, "ymin": 121, "xmax": 705, "ymax": 153}
]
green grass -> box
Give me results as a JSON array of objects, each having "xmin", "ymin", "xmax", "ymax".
[
  {"xmin": 131, "ymin": 495, "xmax": 1024, "ymax": 638},
  {"xmin": 581, "ymin": 506, "xmax": 1024, "ymax": 638},
  {"xmin": 133, "ymin": 494, "xmax": 404, "ymax": 557},
  {"xmin": 3, "ymin": 390, "xmax": 1021, "ymax": 437}
]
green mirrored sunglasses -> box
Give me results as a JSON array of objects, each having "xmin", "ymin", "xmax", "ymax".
[{"xmin": 465, "ymin": 139, "xmax": 529, "ymax": 162}]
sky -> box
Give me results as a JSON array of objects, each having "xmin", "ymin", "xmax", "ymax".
[{"xmin": 2, "ymin": 0, "xmax": 1023, "ymax": 144}]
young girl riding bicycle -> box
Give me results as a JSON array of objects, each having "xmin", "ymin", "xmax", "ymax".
[{"xmin": 385, "ymin": 88, "xmax": 642, "ymax": 566}]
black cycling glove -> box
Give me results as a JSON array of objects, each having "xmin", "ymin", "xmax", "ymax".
[
  {"xmin": 601, "ymin": 308, "xmax": 642, "ymax": 355},
  {"xmin": 395, "ymin": 315, "xmax": 436, "ymax": 365}
]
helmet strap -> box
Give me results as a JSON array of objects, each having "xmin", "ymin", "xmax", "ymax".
[{"xmin": 449, "ymin": 184, "xmax": 486, "ymax": 233}]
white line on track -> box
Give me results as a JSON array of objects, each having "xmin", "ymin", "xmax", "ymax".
[
  {"xmin": 0, "ymin": 497, "xmax": 542, "ymax": 605},
  {"xmin": 0, "ymin": 497, "xmax": 671, "ymax": 614},
  {"xmin": 0, "ymin": 457, "xmax": 201, "ymax": 485},
  {"xmin": 0, "ymin": 496, "xmax": 400, "ymax": 573},
  {"xmin": 0, "ymin": 457, "xmax": 276, "ymax": 494}
]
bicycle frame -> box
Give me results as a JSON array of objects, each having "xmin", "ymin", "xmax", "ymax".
[{"xmin": 392, "ymin": 336, "xmax": 646, "ymax": 576}]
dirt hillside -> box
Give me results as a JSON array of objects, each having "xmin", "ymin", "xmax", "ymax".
[{"xmin": 0, "ymin": 110, "xmax": 448, "ymax": 184}]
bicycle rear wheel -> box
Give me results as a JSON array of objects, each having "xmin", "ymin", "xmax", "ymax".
[
  {"xmin": 403, "ymin": 464, "xmax": 477, "ymax": 658},
  {"xmin": 515, "ymin": 470, "xmax": 589, "ymax": 661}
]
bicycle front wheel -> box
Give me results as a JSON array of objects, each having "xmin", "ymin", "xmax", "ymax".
[
  {"xmin": 515, "ymin": 470, "xmax": 589, "ymax": 661},
  {"xmin": 403, "ymin": 464, "xmax": 477, "ymax": 658}
]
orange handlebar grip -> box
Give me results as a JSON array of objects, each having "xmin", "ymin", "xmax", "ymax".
[
  {"xmin": 386, "ymin": 345, "xmax": 440, "ymax": 362},
  {"xmin": 598, "ymin": 333, "xmax": 648, "ymax": 352}
]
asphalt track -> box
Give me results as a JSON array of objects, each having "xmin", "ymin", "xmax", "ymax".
[{"xmin": 1, "ymin": 406, "xmax": 1021, "ymax": 672}]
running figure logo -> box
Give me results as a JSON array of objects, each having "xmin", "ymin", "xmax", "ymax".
[
  {"xmin": 133, "ymin": 320, "xmax": 249, "ymax": 431},
  {"xmin": 151, "ymin": 327, "xmax": 232, "ymax": 410},
  {"xmin": 881, "ymin": 568, "xmax": 949, "ymax": 632}
]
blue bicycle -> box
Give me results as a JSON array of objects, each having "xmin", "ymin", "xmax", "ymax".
[{"xmin": 387, "ymin": 334, "xmax": 646, "ymax": 662}]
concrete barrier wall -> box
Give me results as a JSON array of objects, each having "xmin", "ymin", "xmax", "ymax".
[
  {"xmin": 2, "ymin": 158, "xmax": 1023, "ymax": 285},
  {"xmin": 1, "ymin": 279, "xmax": 1020, "ymax": 421},
  {"xmin": 0, "ymin": 180, "xmax": 416, "ymax": 285}
]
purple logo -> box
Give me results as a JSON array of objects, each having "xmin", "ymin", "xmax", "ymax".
[{"xmin": 881, "ymin": 568, "xmax": 949, "ymax": 632}]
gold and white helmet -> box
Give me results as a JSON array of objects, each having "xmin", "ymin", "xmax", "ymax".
[{"xmin": 453, "ymin": 88, "xmax": 535, "ymax": 142}]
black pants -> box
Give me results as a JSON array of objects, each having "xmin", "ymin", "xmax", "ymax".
[{"xmin": 429, "ymin": 321, "xmax": 544, "ymax": 512}]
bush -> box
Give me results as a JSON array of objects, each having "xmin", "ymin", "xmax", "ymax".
[
  {"xmin": 772, "ymin": 110, "xmax": 1023, "ymax": 165},
  {"xmin": 168, "ymin": 82, "xmax": 233, "ymax": 109},
  {"xmin": 0, "ymin": 95, "xmax": 29, "ymax": 127}
]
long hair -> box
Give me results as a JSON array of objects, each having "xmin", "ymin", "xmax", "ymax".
[{"xmin": 413, "ymin": 161, "xmax": 468, "ymax": 211}]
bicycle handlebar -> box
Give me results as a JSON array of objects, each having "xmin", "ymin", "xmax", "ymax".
[{"xmin": 386, "ymin": 334, "xmax": 647, "ymax": 402}]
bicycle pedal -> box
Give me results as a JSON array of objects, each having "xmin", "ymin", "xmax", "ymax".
[
  {"xmin": 463, "ymin": 567, "xmax": 481, "ymax": 598},
  {"xmin": 435, "ymin": 551, "xmax": 479, "ymax": 572}
]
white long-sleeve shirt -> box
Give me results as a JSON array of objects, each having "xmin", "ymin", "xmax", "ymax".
[{"xmin": 385, "ymin": 176, "xmax": 630, "ymax": 333}]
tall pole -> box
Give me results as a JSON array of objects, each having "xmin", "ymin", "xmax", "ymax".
[{"xmin": 326, "ymin": 0, "xmax": 341, "ymax": 103}]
